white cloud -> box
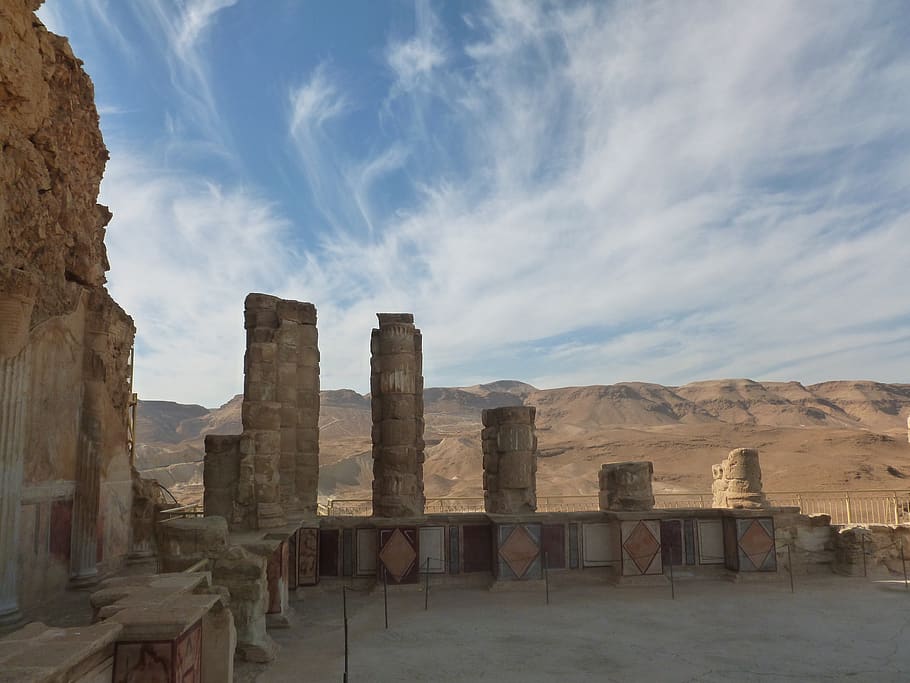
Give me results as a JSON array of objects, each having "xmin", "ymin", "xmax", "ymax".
[
  {"xmin": 101, "ymin": 151, "xmax": 294, "ymax": 406},
  {"xmin": 283, "ymin": 0, "xmax": 910, "ymax": 395}
]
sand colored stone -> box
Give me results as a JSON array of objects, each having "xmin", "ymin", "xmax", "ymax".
[
  {"xmin": 371, "ymin": 313, "xmax": 426, "ymax": 517},
  {"xmin": 598, "ymin": 461, "xmax": 655, "ymax": 511},
  {"xmin": 482, "ymin": 406, "xmax": 538, "ymax": 514},
  {"xmin": 204, "ymin": 294, "xmax": 320, "ymax": 530},
  {"xmin": 712, "ymin": 448, "xmax": 769, "ymax": 509},
  {"xmin": 0, "ymin": 2, "xmax": 136, "ymax": 617}
]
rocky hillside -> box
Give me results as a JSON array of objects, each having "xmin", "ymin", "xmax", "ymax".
[{"xmin": 136, "ymin": 379, "xmax": 910, "ymax": 502}]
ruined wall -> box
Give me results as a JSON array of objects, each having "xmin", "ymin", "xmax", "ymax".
[
  {"xmin": 204, "ymin": 294, "xmax": 320, "ymax": 531},
  {"xmin": 0, "ymin": 2, "xmax": 135, "ymax": 616}
]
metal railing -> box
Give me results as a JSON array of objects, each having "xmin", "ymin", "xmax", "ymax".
[{"xmin": 321, "ymin": 489, "xmax": 910, "ymax": 524}]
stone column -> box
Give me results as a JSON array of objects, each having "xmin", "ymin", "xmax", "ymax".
[
  {"xmin": 274, "ymin": 302, "xmax": 301, "ymax": 510},
  {"xmin": 370, "ymin": 313, "xmax": 425, "ymax": 517},
  {"xmin": 70, "ymin": 295, "xmax": 110, "ymax": 588},
  {"xmin": 0, "ymin": 268, "xmax": 36, "ymax": 623},
  {"xmin": 598, "ymin": 461, "xmax": 655, "ymax": 511},
  {"xmin": 482, "ymin": 406, "xmax": 538, "ymax": 514},
  {"xmin": 293, "ymin": 303, "xmax": 319, "ymax": 515},
  {"xmin": 242, "ymin": 294, "xmax": 284, "ymax": 529},
  {"xmin": 712, "ymin": 448, "xmax": 768, "ymax": 509}
]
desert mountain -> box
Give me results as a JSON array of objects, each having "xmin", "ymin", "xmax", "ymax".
[{"xmin": 135, "ymin": 379, "xmax": 910, "ymax": 504}]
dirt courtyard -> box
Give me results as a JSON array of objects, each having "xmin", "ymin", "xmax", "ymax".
[{"xmin": 235, "ymin": 574, "xmax": 910, "ymax": 682}]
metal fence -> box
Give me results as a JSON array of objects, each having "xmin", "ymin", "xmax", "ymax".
[{"xmin": 321, "ymin": 490, "xmax": 910, "ymax": 524}]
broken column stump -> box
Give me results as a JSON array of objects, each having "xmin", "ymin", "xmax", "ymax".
[
  {"xmin": 599, "ymin": 461, "xmax": 655, "ymax": 511},
  {"xmin": 482, "ymin": 406, "xmax": 538, "ymax": 514},
  {"xmin": 712, "ymin": 448, "xmax": 769, "ymax": 509}
]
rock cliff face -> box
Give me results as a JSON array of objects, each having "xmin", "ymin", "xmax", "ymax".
[{"xmin": 0, "ymin": 1, "xmax": 136, "ymax": 617}]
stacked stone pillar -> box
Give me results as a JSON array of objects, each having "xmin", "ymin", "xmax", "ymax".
[
  {"xmin": 241, "ymin": 295, "xmax": 284, "ymax": 529},
  {"xmin": 598, "ymin": 461, "xmax": 655, "ymax": 511},
  {"xmin": 0, "ymin": 268, "xmax": 37, "ymax": 623},
  {"xmin": 712, "ymin": 448, "xmax": 769, "ymax": 509},
  {"xmin": 482, "ymin": 407, "xmax": 538, "ymax": 514},
  {"xmin": 70, "ymin": 292, "xmax": 112, "ymax": 587},
  {"xmin": 370, "ymin": 313, "xmax": 425, "ymax": 517},
  {"xmin": 275, "ymin": 300, "xmax": 319, "ymax": 515}
]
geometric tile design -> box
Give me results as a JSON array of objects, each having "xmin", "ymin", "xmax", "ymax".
[
  {"xmin": 379, "ymin": 528, "xmax": 418, "ymax": 583},
  {"xmin": 499, "ymin": 525, "xmax": 540, "ymax": 579},
  {"xmin": 736, "ymin": 518, "xmax": 777, "ymax": 571},
  {"xmin": 621, "ymin": 520, "xmax": 662, "ymax": 576},
  {"xmin": 114, "ymin": 641, "xmax": 172, "ymax": 683}
]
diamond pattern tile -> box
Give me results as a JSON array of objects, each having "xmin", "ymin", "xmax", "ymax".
[
  {"xmin": 499, "ymin": 525, "xmax": 539, "ymax": 578},
  {"xmin": 623, "ymin": 521, "xmax": 660, "ymax": 574},
  {"xmin": 738, "ymin": 520, "xmax": 774, "ymax": 570},
  {"xmin": 379, "ymin": 528, "xmax": 417, "ymax": 582}
]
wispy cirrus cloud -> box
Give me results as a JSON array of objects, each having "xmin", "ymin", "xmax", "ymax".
[{"xmin": 285, "ymin": 0, "xmax": 910, "ymax": 395}]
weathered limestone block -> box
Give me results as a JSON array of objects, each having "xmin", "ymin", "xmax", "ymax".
[
  {"xmin": 598, "ymin": 461, "xmax": 655, "ymax": 511},
  {"xmin": 212, "ymin": 546, "xmax": 277, "ymax": 663},
  {"xmin": 833, "ymin": 524, "xmax": 910, "ymax": 577},
  {"xmin": 0, "ymin": 620, "xmax": 122, "ymax": 682},
  {"xmin": 712, "ymin": 448, "xmax": 769, "ymax": 509},
  {"xmin": 371, "ymin": 313, "xmax": 425, "ymax": 517},
  {"xmin": 157, "ymin": 516, "xmax": 229, "ymax": 572},
  {"xmin": 483, "ymin": 406, "xmax": 538, "ymax": 514},
  {"xmin": 773, "ymin": 511, "xmax": 835, "ymax": 575}
]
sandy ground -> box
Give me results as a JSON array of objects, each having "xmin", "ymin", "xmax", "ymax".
[{"xmin": 236, "ymin": 576, "xmax": 910, "ymax": 682}]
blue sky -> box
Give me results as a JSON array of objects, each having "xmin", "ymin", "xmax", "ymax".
[{"xmin": 38, "ymin": 1, "xmax": 910, "ymax": 407}]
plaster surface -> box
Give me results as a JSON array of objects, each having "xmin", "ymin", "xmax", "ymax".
[{"xmin": 237, "ymin": 577, "xmax": 910, "ymax": 682}]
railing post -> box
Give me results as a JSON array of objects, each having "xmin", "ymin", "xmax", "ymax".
[
  {"xmin": 845, "ymin": 494, "xmax": 852, "ymax": 525},
  {"xmin": 894, "ymin": 493, "xmax": 900, "ymax": 525},
  {"xmin": 796, "ymin": 493, "xmax": 803, "ymax": 512}
]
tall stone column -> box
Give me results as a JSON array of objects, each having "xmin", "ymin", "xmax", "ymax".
[
  {"xmin": 290, "ymin": 302, "xmax": 319, "ymax": 515},
  {"xmin": 598, "ymin": 461, "xmax": 655, "ymax": 511},
  {"xmin": 70, "ymin": 295, "xmax": 110, "ymax": 587},
  {"xmin": 371, "ymin": 313, "xmax": 425, "ymax": 517},
  {"xmin": 0, "ymin": 267, "xmax": 37, "ymax": 623},
  {"xmin": 242, "ymin": 294, "xmax": 284, "ymax": 529},
  {"xmin": 274, "ymin": 301, "xmax": 301, "ymax": 511},
  {"xmin": 482, "ymin": 407, "xmax": 538, "ymax": 514}
]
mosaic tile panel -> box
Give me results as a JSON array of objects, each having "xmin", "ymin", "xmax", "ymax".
[
  {"xmin": 660, "ymin": 520, "xmax": 683, "ymax": 570},
  {"xmin": 697, "ymin": 520, "xmax": 724, "ymax": 565},
  {"xmin": 582, "ymin": 523, "xmax": 615, "ymax": 568},
  {"xmin": 418, "ymin": 526, "xmax": 446, "ymax": 573},
  {"xmin": 736, "ymin": 518, "xmax": 777, "ymax": 572},
  {"xmin": 356, "ymin": 528, "xmax": 377, "ymax": 576},
  {"xmin": 113, "ymin": 641, "xmax": 172, "ymax": 683},
  {"xmin": 298, "ymin": 527, "xmax": 319, "ymax": 585},
  {"xmin": 496, "ymin": 523, "xmax": 542, "ymax": 580},
  {"xmin": 449, "ymin": 525, "xmax": 460, "ymax": 574},
  {"xmin": 462, "ymin": 524, "xmax": 493, "ymax": 574},
  {"xmin": 568, "ymin": 523, "xmax": 580, "ymax": 569},
  {"xmin": 342, "ymin": 529, "xmax": 354, "ymax": 577},
  {"xmin": 175, "ymin": 621, "xmax": 202, "ymax": 683},
  {"xmin": 684, "ymin": 519, "xmax": 697, "ymax": 566},
  {"xmin": 378, "ymin": 527, "xmax": 419, "ymax": 584},
  {"xmin": 620, "ymin": 520, "xmax": 662, "ymax": 576}
]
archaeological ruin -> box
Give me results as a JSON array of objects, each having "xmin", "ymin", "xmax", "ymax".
[{"xmin": 3, "ymin": 4, "xmax": 910, "ymax": 681}]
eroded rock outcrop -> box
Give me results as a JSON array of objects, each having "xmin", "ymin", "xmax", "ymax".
[{"xmin": 0, "ymin": 1, "xmax": 136, "ymax": 618}]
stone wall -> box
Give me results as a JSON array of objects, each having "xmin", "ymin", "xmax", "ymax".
[
  {"xmin": 0, "ymin": 1, "xmax": 136, "ymax": 619},
  {"xmin": 204, "ymin": 294, "xmax": 320, "ymax": 530},
  {"xmin": 482, "ymin": 407, "xmax": 538, "ymax": 514},
  {"xmin": 370, "ymin": 313, "xmax": 425, "ymax": 517}
]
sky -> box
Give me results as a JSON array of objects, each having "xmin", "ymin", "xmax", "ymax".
[{"xmin": 37, "ymin": 0, "xmax": 910, "ymax": 408}]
